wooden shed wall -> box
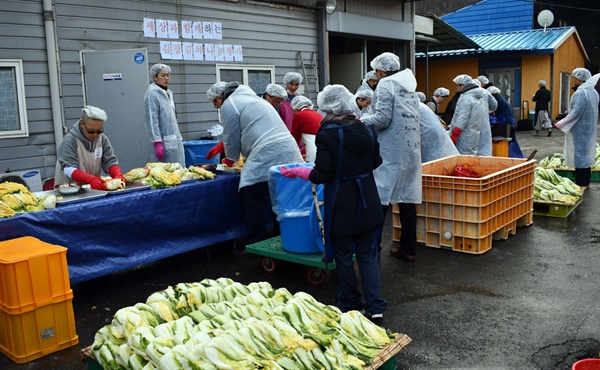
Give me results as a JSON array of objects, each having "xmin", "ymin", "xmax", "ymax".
[
  {"xmin": 415, "ymin": 58, "xmax": 479, "ymax": 113},
  {"xmin": 1, "ymin": 0, "xmax": 319, "ymax": 179},
  {"xmin": 553, "ymin": 34, "xmax": 587, "ymax": 106},
  {"xmin": 0, "ymin": 0, "xmax": 57, "ymax": 176}
]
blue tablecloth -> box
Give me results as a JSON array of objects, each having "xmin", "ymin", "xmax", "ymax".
[{"xmin": 0, "ymin": 173, "xmax": 245, "ymax": 284}]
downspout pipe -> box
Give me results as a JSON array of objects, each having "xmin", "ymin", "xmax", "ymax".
[
  {"xmin": 317, "ymin": 7, "xmax": 328, "ymax": 89},
  {"xmin": 43, "ymin": 0, "xmax": 65, "ymax": 149}
]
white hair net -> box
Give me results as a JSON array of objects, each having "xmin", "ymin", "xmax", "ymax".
[
  {"xmin": 82, "ymin": 105, "xmax": 107, "ymax": 122},
  {"xmin": 453, "ymin": 74, "xmax": 473, "ymax": 85},
  {"xmin": 434, "ymin": 87, "xmax": 450, "ymax": 97},
  {"xmin": 283, "ymin": 72, "xmax": 303, "ymax": 84},
  {"xmin": 149, "ymin": 63, "xmax": 171, "ymax": 78},
  {"xmin": 355, "ymin": 89, "xmax": 373, "ymax": 100},
  {"xmin": 370, "ymin": 52, "xmax": 401, "ymax": 72},
  {"xmin": 417, "ymin": 92, "xmax": 426, "ymax": 102},
  {"xmin": 572, "ymin": 68, "xmax": 591, "ymax": 82},
  {"xmin": 477, "ymin": 75, "xmax": 489, "ymax": 85},
  {"xmin": 206, "ymin": 82, "xmax": 227, "ymax": 102},
  {"xmin": 538, "ymin": 80, "xmax": 547, "ymax": 87},
  {"xmin": 473, "ymin": 79, "xmax": 481, "ymax": 87},
  {"xmin": 487, "ymin": 86, "xmax": 501, "ymax": 95},
  {"xmin": 265, "ymin": 84, "xmax": 286, "ymax": 99},
  {"xmin": 365, "ymin": 70, "xmax": 377, "ymax": 80},
  {"xmin": 291, "ymin": 96, "xmax": 313, "ymax": 110},
  {"xmin": 317, "ymin": 85, "xmax": 355, "ymax": 114}
]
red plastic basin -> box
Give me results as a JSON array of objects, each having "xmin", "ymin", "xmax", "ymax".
[{"xmin": 572, "ymin": 358, "xmax": 600, "ymax": 370}]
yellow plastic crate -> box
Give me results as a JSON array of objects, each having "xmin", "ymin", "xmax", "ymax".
[
  {"xmin": 0, "ymin": 298, "xmax": 78, "ymax": 363},
  {"xmin": 0, "ymin": 237, "xmax": 71, "ymax": 314},
  {"xmin": 393, "ymin": 155, "xmax": 535, "ymax": 254}
]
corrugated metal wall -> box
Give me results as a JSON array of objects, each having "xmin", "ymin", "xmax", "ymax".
[
  {"xmin": 0, "ymin": 0, "xmax": 57, "ymax": 176},
  {"xmin": 344, "ymin": 0, "xmax": 409, "ymax": 22},
  {"xmin": 1, "ymin": 0, "xmax": 318, "ymax": 179}
]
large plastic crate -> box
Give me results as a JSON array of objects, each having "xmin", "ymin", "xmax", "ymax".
[
  {"xmin": 0, "ymin": 298, "xmax": 78, "ymax": 363},
  {"xmin": 393, "ymin": 155, "xmax": 535, "ymax": 254},
  {"xmin": 0, "ymin": 237, "xmax": 71, "ymax": 314}
]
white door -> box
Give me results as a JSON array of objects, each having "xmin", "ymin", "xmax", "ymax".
[{"xmin": 81, "ymin": 49, "xmax": 149, "ymax": 172}]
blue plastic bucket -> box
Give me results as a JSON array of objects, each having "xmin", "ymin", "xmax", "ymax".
[
  {"xmin": 269, "ymin": 163, "xmax": 323, "ymax": 254},
  {"xmin": 183, "ymin": 140, "xmax": 220, "ymax": 167},
  {"xmin": 279, "ymin": 216, "xmax": 320, "ymax": 254}
]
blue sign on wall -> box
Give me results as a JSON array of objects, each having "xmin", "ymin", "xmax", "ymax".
[{"xmin": 134, "ymin": 53, "xmax": 145, "ymax": 64}]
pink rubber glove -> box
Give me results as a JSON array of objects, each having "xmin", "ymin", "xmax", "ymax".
[
  {"xmin": 206, "ymin": 142, "xmax": 225, "ymax": 160},
  {"xmin": 71, "ymin": 169, "xmax": 106, "ymax": 190},
  {"xmin": 222, "ymin": 158, "xmax": 235, "ymax": 167},
  {"xmin": 280, "ymin": 166, "xmax": 312, "ymax": 180},
  {"xmin": 154, "ymin": 142, "xmax": 165, "ymax": 160}
]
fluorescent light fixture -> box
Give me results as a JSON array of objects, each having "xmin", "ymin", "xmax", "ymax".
[{"xmin": 325, "ymin": 0, "xmax": 337, "ymax": 15}]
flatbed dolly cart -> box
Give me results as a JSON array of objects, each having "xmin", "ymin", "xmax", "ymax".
[{"xmin": 245, "ymin": 235, "xmax": 338, "ymax": 286}]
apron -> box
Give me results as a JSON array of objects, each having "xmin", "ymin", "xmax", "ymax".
[
  {"xmin": 321, "ymin": 123, "xmax": 376, "ymax": 263},
  {"xmin": 55, "ymin": 136, "xmax": 103, "ymax": 186},
  {"xmin": 302, "ymin": 133, "xmax": 316, "ymax": 163}
]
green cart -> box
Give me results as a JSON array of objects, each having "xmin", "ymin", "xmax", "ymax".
[{"xmin": 245, "ymin": 235, "xmax": 338, "ymax": 286}]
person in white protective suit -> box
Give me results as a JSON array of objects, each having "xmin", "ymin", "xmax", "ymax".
[
  {"xmin": 353, "ymin": 89, "xmax": 373, "ymax": 118},
  {"xmin": 356, "ymin": 70, "xmax": 379, "ymax": 95},
  {"xmin": 449, "ymin": 74, "xmax": 488, "ymax": 155},
  {"xmin": 143, "ymin": 63, "xmax": 185, "ymax": 166},
  {"xmin": 218, "ymin": 82, "xmax": 304, "ymax": 251},
  {"xmin": 555, "ymin": 69, "xmax": 599, "ymax": 188},
  {"xmin": 419, "ymin": 102, "xmax": 458, "ymax": 163},
  {"xmin": 262, "ymin": 83, "xmax": 287, "ymax": 109},
  {"xmin": 361, "ymin": 52, "xmax": 421, "ymax": 262},
  {"xmin": 424, "ymin": 87, "xmax": 450, "ymax": 115},
  {"xmin": 473, "ymin": 78, "xmax": 498, "ymax": 156}
]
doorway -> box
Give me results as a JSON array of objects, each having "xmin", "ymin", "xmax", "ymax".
[
  {"xmin": 81, "ymin": 49, "xmax": 149, "ymax": 172},
  {"xmin": 481, "ymin": 68, "xmax": 521, "ymax": 120}
]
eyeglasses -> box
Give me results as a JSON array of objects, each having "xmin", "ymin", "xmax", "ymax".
[{"xmin": 81, "ymin": 120, "xmax": 104, "ymax": 135}]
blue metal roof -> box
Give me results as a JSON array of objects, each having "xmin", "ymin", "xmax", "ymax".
[
  {"xmin": 416, "ymin": 27, "xmax": 585, "ymax": 59},
  {"xmin": 441, "ymin": 0, "xmax": 533, "ymax": 36},
  {"xmin": 470, "ymin": 27, "xmax": 576, "ymax": 52}
]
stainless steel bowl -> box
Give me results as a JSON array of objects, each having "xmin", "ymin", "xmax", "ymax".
[{"xmin": 57, "ymin": 185, "xmax": 80, "ymax": 195}]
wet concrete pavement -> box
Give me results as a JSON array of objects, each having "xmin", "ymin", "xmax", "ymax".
[{"xmin": 2, "ymin": 128, "xmax": 599, "ymax": 370}]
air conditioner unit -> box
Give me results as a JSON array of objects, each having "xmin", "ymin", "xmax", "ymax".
[{"xmin": 0, "ymin": 170, "xmax": 43, "ymax": 192}]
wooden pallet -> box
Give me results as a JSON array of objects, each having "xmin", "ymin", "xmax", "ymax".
[{"xmin": 366, "ymin": 333, "xmax": 412, "ymax": 369}]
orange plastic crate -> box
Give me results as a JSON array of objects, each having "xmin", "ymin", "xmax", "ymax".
[
  {"xmin": 492, "ymin": 140, "xmax": 509, "ymax": 157},
  {"xmin": 393, "ymin": 155, "xmax": 535, "ymax": 254},
  {"xmin": 0, "ymin": 237, "xmax": 71, "ymax": 314},
  {"xmin": 0, "ymin": 298, "xmax": 78, "ymax": 363}
]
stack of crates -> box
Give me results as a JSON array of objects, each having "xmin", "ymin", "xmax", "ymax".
[
  {"xmin": 393, "ymin": 155, "xmax": 535, "ymax": 254},
  {"xmin": 0, "ymin": 236, "xmax": 78, "ymax": 363}
]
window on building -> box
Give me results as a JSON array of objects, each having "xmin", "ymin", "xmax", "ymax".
[
  {"xmin": 215, "ymin": 64, "xmax": 275, "ymax": 96},
  {"xmin": 559, "ymin": 72, "xmax": 570, "ymax": 115},
  {"xmin": 0, "ymin": 60, "xmax": 28, "ymax": 138}
]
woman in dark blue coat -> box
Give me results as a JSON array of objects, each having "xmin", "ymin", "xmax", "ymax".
[
  {"xmin": 280, "ymin": 85, "xmax": 387, "ymax": 320},
  {"xmin": 488, "ymin": 86, "xmax": 523, "ymax": 158}
]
